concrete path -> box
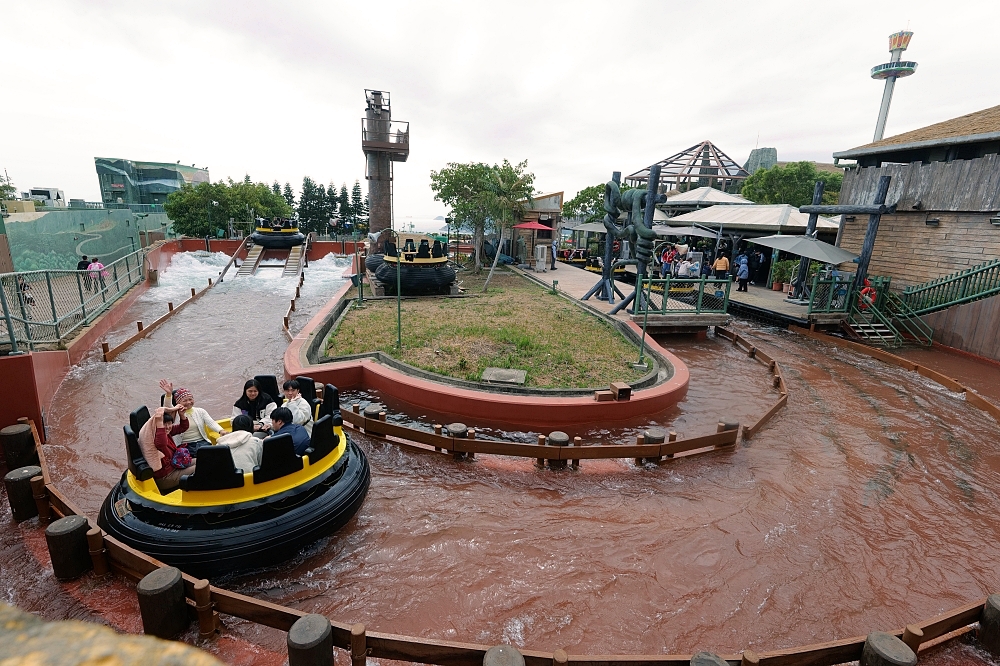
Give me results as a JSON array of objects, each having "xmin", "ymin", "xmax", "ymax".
[{"xmin": 526, "ymin": 262, "xmax": 633, "ymax": 320}]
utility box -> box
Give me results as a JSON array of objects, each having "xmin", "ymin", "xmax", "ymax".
[{"xmin": 610, "ymin": 382, "xmax": 632, "ymax": 401}]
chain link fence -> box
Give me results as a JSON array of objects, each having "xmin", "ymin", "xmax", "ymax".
[
  {"xmin": 635, "ymin": 276, "xmax": 731, "ymax": 314},
  {"xmin": 0, "ymin": 248, "xmax": 147, "ymax": 352}
]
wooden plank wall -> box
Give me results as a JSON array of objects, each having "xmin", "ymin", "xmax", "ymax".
[
  {"xmin": 840, "ymin": 154, "xmax": 1000, "ymax": 211},
  {"xmin": 922, "ymin": 291, "xmax": 1000, "ymax": 361}
]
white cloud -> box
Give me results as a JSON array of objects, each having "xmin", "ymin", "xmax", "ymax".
[{"xmin": 2, "ymin": 0, "xmax": 997, "ymax": 214}]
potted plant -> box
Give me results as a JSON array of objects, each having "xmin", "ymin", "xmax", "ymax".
[{"xmin": 771, "ymin": 260, "xmax": 790, "ymax": 291}]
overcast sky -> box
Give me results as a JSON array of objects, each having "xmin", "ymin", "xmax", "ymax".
[{"xmin": 3, "ymin": 1, "xmax": 998, "ymax": 229}]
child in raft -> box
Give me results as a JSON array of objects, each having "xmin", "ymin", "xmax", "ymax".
[
  {"xmin": 159, "ymin": 379, "xmax": 225, "ymax": 457},
  {"xmin": 282, "ymin": 379, "xmax": 314, "ymax": 436}
]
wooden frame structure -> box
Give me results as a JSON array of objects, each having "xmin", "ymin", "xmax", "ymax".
[{"xmin": 625, "ymin": 141, "xmax": 750, "ymax": 193}]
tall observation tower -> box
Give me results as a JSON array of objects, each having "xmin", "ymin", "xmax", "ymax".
[
  {"xmin": 361, "ymin": 90, "xmax": 409, "ymax": 234},
  {"xmin": 871, "ymin": 31, "xmax": 918, "ymax": 142}
]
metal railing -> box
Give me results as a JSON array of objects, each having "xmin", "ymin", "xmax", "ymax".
[
  {"xmin": 900, "ymin": 258, "xmax": 1000, "ymax": 315},
  {"xmin": 807, "ymin": 274, "xmax": 853, "ymax": 314},
  {"xmin": 361, "ymin": 119, "xmax": 410, "ymax": 147},
  {"xmin": 885, "ymin": 291, "xmax": 934, "ymax": 346},
  {"xmin": 635, "ymin": 276, "xmax": 731, "ymax": 314},
  {"xmin": 0, "ymin": 248, "xmax": 147, "ymax": 352}
]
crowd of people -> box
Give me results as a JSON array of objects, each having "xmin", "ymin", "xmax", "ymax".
[
  {"xmin": 656, "ymin": 242, "xmax": 772, "ymax": 291},
  {"xmin": 143, "ymin": 378, "xmax": 317, "ymax": 492}
]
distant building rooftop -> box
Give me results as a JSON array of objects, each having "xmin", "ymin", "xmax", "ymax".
[{"xmin": 665, "ymin": 204, "xmax": 839, "ymax": 234}]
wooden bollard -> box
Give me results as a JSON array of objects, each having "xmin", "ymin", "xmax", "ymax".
[
  {"xmin": 350, "ymin": 623, "xmax": 367, "ymax": 666},
  {"xmin": 102, "ymin": 342, "xmax": 111, "ymax": 360},
  {"xmin": 288, "ymin": 614, "xmax": 333, "ymax": 666},
  {"xmin": 572, "ymin": 437, "xmax": 581, "ymax": 469},
  {"xmin": 378, "ymin": 411, "xmax": 386, "ymax": 422},
  {"xmin": 860, "ymin": 631, "xmax": 915, "ymax": 666},
  {"xmin": 772, "ymin": 375, "xmax": 781, "ymax": 388},
  {"xmin": 191, "ymin": 287, "xmax": 196, "ymax": 297},
  {"xmin": 643, "ymin": 428, "xmax": 666, "ymax": 463},
  {"xmin": 634, "ymin": 433, "xmax": 646, "ymax": 466},
  {"xmin": 4, "ymin": 465, "xmax": 42, "ymax": 521},
  {"xmin": 45, "ymin": 515, "xmax": 92, "ymax": 580},
  {"xmin": 536, "ymin": 434, "xmax": 546, "ymax": 467},
  {"xmin": 690, "ymin": 652, "xmax": 728, "ymax": 666},
  {"xmin": 168, "ymin": 302, "xmax": 174, "ymax": 311},
  {"xmin": 900, "ymin": 625, "xmax": 923, "ymax": 654},
  {"xmin": 86, "ymin": 528, "xmax": 109, "ymax": 575},
  {"xmin": 747, "ymin": 346, "xmax": 756, "ymax": 359},
  {"xmin": 740, "ymin": 650, "xmax": 760, "ymax": 666},
  {"xmin": 447, "ymin": 423, "xmax": 468, "ymax": 460},
  {"xmin": 717, "ymin": 421, "xmax": 739, "ymax": 447},
  {"xmin": 194, "ymin": 578, "xmax": 217, "ymax": 639},
  {"xmin": 548, "ymin": 431, "xmax": 569, "ymax": 469},
  {"xmin": 290, "ymin": 298, "xmax": 296, "ymax": 312},
  {"xmin": 208, "ymin": 278, "xmax": 213, "ymax": 286},
  {"xmin": 433, "ymin": 424, "xmax": 443, "ymax": 451},
  {"xmin": 1, "ymin": 423, "xmax": 39, "ymax": 470},
  {"xmin": 553, "ymin": 649, "xmax": 568, "ymax": 666},
  {"xmin": 352, "ymin": 403, "xmax": 361, "ymax": 413},
  {"xmin": 137, "ymin": 321, "xmax": 144, "ymax": 333},
  {"xmin": 137, "ymin": 566, "xmax": 189, "ymax": 639},
  {"xmin": 467, "ymin": 429, "xmax": 476, "ymax": 460},
  {"xmin": 484, "ymin": 645, "xmax": 525, "ymax": 666},
  {"xmin": 296, "ymin": 286, "xmax": 301, "ymax": 298},
  {"xmin": 666, "ymin": 430, "xmax": 677, "ymax": 458},
  {"xmin": 30, "ymin": 475, "xmax": 51, "ymax": 523},
  {"xmin": 979, "ymin": 594, "xmax": 1000, "ymax": 656}
]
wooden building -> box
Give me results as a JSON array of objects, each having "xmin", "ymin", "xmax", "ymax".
[
  {"xmin": 512, "ymin": 191, "xmax": 563, "ymax": 263},
  {"xmin": 834, "ymin": 104, "xmax": 1000, "ymax": 361}
]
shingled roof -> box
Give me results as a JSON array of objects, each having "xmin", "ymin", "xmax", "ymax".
[{"xmin": 834, "ymin": 105, "xmax": 1000, "ymax": 160}]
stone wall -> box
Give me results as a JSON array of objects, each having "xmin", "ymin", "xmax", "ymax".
[{"xmin": 838, "ymin": 210, "xmax": 1000, "ymax": 288}]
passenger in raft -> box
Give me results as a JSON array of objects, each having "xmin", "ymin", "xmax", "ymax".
[
  {"xmin": 282, "ymin": 379, "xmax": 313, "ymax": 436},
  {"xmin": 146, "ymin": 404, "xmax": 195, "ymax": 492},
  {"xmin": 269, "ymin": 407, "xmax": 311, "ymax": 455},
  {"xmin": 160, "ymin": 380, "xmax": 225, "ymax": 457},
  {"xmin": 233, "ymin": 379, "xmax": 276, "ymax": 433},
  {"xmin": 216, "ymin": 415, "xmax": 263, "ymax": 471}
]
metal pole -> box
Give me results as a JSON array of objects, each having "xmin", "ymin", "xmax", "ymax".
[
  {"xmin": 396, "ymin": 232, "xmax": 402, "ymax": 350},
  {"xmin": 45, "ymin": 272, "xmax": 59, "ymax": 340},
  {"xmin": 637, "ymin": 274, "xmax": 652, "ymax": 367},
  {"xmin": 793, "ymin": 181, "xmax": 825, "ymax": 299},
  {"xmin": 76, "ymin": 271, "xmax": 87, "ymax": 320},
  {"xmin": 0, "ymin": 278, "xmax": 20, "ymax": 354}
]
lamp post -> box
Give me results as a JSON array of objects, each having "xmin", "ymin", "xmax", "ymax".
[
  {"xmin": 393, "ymin": 229, "xmax": 402, "ymax": 349},
  {"xmin": 445, "ymin": 215, "xmax": 452, "ymax": 260}
]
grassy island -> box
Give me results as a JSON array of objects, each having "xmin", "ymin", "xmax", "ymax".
[{"xmin": 326, "ymin": 271, "xmax": 647, "ymax": 389}]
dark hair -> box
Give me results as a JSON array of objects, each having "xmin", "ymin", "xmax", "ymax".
[
  {"xmin": 81, "ymin": 255, "xmax": 88, "ymax": 260},
  {"xmin": 282, "ymin": 379, "xmax": 301, "ymax": 392},
  {"xmin": 270, "ymin": 406, "xmax": 293, "ymax": 425},
  {"xmin": 232, "ymin": 414, "xmax": 254, "ymax": 433},
  {"xmin": 243, "ymin": 379, "xmax": 260, "ymax": 394}
]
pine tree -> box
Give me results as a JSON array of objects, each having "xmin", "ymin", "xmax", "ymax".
[
  {"xmin": 316, "ymin": 183, "xmax": 328, "ymax": 231},
  {"xmin": 297, "ymin": 176, "xmax": 320, "ymax": 234},
  {"xmin": 338, "ymin": 184, "xmax": 351, "ymax": 229},
  {"xmin": 351, "ymin": 180, "xmax": 365, "ymax": 232},
  {"xmin": 327, "ymin": 182, "xmax": 340, "ymax": 234},
  {"xmin": 271, "ymin": 181, "xmax": 281, "ymax": 195},
  {"xmin": 282, "ymin": 182, "xmax": 295, "ymax": 208},
  {"xmin": 243, "ymin": 174, "xmax": 252, "ymax": 185}
]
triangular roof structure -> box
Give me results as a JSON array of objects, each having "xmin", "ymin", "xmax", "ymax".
[
  {"xmin": 625, "ymin": 141, "xmax": 750, "ymax": 192},
  {"xmin": 663, "ymin": 186, "xmax": 753, "ymax": 206},
  {"xmin": 664, "ymin": 204, "xmax": 839, "ymax": 233}
]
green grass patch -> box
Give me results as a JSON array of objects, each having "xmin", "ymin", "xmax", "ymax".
[{"xmin": 326, "ymin": 271, "xmax": 646, "ymax": 389}]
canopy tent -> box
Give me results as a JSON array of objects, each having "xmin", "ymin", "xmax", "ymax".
[
  {"xmin": 748, "ymin": 234, "xmax": 859, "ymax": 264},
  {"xmin": 665, "ymin": 204, "xmax": 840, "ymax": 233},
  {"xmin": 662, "ymin": 186, "xmax": 753, "ymax": 206},
  {"xmin": 652, "ymin": 225, "xmax": 718, "ymax": 239}
]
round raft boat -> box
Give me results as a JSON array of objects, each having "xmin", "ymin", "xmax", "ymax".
[
  {"xmin": 98, "ymin": 384, "xmax": 369, "ymax": 579},
  {"xmin": 370, "ymin": 233, "xmax": 456, "ymax": 296},
  {"xmin": 250, "ymin": 218, "xmax": 306, "ymax": 249}
]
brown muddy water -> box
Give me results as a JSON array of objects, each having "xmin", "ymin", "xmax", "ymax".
[{"xmin": 3, "ymin": 253, "xmax": 1000, "ymax": 664}]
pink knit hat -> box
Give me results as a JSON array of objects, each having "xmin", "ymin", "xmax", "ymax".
[{"xmin": 173, "ymin": 387, "xmax": 192, "ymax": 403}]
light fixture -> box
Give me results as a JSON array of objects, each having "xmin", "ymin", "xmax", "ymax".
[
  {"xmin": 925, "ymin": 218, "xmax": 940, "ymax": 227},
  {"xmin": 844, "ymin": 215, "xmax": 856, "ymax": 222},
  {"xmin": 990, "ymin": 216, "xmax": 1000, "ymax": 226}
]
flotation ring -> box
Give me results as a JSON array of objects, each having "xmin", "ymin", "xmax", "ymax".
[
  {"xmin": 858, "ymin": 281, "xmax": 877, "ymax": 310},
  {"xmin": 612, "ymin": 240, "xmax": 621, "ymax": 253}
]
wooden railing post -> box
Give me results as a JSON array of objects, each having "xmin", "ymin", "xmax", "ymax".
[
  {"xmin": 351, "ymin": 623, "xmax": 367, "ymax": 666},
  {"xmin": 87, "ymin": 528, "xmax": 109, "ymax": 575},
  {"xmin": 194, "ymin": 578, "xmax": 218, "ymax": 639},
  {"xmin": 30, "ymin": 475, "xmax": 50, "ymax": 523}
]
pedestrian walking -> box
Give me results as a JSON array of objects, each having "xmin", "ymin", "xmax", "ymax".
[
  {"xmin": 87, "ymin": 257, "xmax": 107, "ymax": 291},
  {"xmin": 550, "ymin": 233, "xmax": 558, "ymax": 270},
  {"xmin": 77, "ymin": 255, "xmax": 92, "ymax": 292},
  {"xmin": 736, "ymin": 258, "xmax": 749, "ymax": 291},
  {"xmin": 712, "ymin": 253, "xmax": 729, "ymax": 280}
]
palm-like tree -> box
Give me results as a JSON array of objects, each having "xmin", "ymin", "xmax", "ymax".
[{"xmin": 482, "ymin": 160, "xmax": 534, "ymax": 292}]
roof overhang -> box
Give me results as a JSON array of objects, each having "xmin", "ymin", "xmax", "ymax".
[{"xmin": 833, "ymin": 130, "xmax": 1000, "ymax": 160}]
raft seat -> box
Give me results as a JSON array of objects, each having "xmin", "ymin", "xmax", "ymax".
[
  {"xmin": 319, "ymin": 384, "xmax": 343, "ymax": 427},
  {"xmin": 385, "ymin": 241, "xmax": 398, "ymax": 257},
  {"xmin": 431, "ymin": 240, "xmax": 444, "ymax": 258},
  {"xmin": 295, "ymin": 375, "xmax": 323, "ymax": 419},
  {"xmin": 254, "ymin": 374, "xmax": 283, "ymax": 406},
  {"xmin": 416, "ymin": 240, "xmax": 431, "ymax": 259},
  {"xmin": 308, "ymin": 414, "xmax": 339, "ymax": 463},
  {"xmin": 124, "ymin": 424, "xmax": 154, "ymax": 482},
  {"xmin": 253, "ymin": 433, "xmax": 303, "ymax": 485},
  {"xmin": 179, "ymin": 446, "xmax": 245, "ymax": 491}
]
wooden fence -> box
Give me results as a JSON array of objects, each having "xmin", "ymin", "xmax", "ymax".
[{"xmin": 713, "ymin": 327, "xmax": 788, "ymax": 440}]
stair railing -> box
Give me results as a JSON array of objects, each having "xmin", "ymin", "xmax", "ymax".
[
  {"xmin": 884, "ymin": 292, "xmax": 934, "ymax": 346},
  {"xmin": 901, "ymin": 258, "xmax": 1000, "ymax": 315}
]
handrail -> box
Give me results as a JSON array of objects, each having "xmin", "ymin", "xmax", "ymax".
[
  {"xmin": 901, "ymin": 258, "xmax": 1000, "ymax": 315},
  {"xmin": 884, "ymin": 292, "xmax": 934, "ymax": 346},
  {"xmin": 217, "ymin": 238, "xmax": 250, "ymax": 283},
  {"xmin": 634, "ymin": 276, "xmax": 731, "ymax": 315},
  {"xmin": 847, "ymin": 297, "xmax": 902, "ymax": 348}
]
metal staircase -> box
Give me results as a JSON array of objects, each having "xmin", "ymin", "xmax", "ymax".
[
  {"xmin": 900, "ymin": 257, "xmax": 1000, "ymax": 315},
  {"xmin": 281, "ymin": 246, "xmax": 304, "ymax": 278},
  {"xmin": 841, "ymin": 278, "xmax": 933, "ymax": 349},
  {"xmin": 236, "ymin": 245, "xmax": 263, "ymax": 277}
]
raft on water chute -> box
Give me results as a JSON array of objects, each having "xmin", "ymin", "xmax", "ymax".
[
  {"xmin": 368, "ymin": 232, "xmax": 456, "ymax": 296},
  {"xmin": 97, "ymin": 384, "xmax": 369, "ymax": 579},
  {"xmin": 250, "ymin": 217, "xmax": 306, "ymax": 249}
]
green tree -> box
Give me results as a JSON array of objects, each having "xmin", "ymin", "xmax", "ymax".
[
  {"xmin": 165, "ymin": 179, "xmax": 292, "ymax": 238},
  {"xmin": 282, "ymin": 182, "xmax": 296, "ymax": 208},
  {"xmin": 338, "ymin": 185, "xmax": 351, "ymax": 230},
  {"xmin": 563, "ymin": 184, "xmax": 606, "ymax": 223},
  {"xmin": 0, "ymin": 171, "xmax": 15, "ymax": 201},
  {"xmin": 350, "ymin": 181, "xmax": 366, "ymax": 233},
  {"xmin": 325, "ymin": 182, "xmax": 340, "ymax": 234},
  {"xmin": 271, "ymin": 181, "xmax": 281, "ymax": 196},
  {"xmin": 297, "ymin": 176, "xmax": 326, "ymax": 235},
  {"xmin": 430, "ymin": 161, "xmax": 495, "ymax": 273},
  {"xmin": 482, "ymin": 159, "xmax": 534, "ymax": 290},
  {"xmin": 741, "ymin": 161, "xmax": 843, "ymax": 207}
]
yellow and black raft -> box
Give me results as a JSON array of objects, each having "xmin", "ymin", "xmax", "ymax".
[
  {"xmin": 369, "ymin": 232, "xmax": 456, "ymax": 296},
  {"xmin": 250, "ymin": 218, "xmax": 306, "ymax": 249},
  {"xmin": 98, "ymin": 384, "xmax": 369, "ymax": 579}
]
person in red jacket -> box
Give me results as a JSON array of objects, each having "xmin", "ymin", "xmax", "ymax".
[{"xmin": 152, "ymin": 404, "xmax": 196, "ymax": 492}]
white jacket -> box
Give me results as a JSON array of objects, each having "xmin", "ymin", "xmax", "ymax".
[
  {"xmin": 232, "ymin": 402, "xmax": 277, "ymax": 429},
  {"xmin": 284, "ymin": 396, "xmax": 313, "ymax": 436},
  {"xmin": 164, "ymin": 395, "xmax": 223, "ymax": 445},
  {"xmin": 216, "ymin": 430, "xmax": 263, "ymax": 473}
]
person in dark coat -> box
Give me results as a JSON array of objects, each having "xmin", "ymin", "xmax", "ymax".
[{"xmin": 77, "ymin": 255, "xmax": 91, "ymax": 291}]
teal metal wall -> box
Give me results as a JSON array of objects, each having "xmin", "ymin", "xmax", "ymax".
[{"xmin": 3, "ymin": 209, "xmax": 172, "ymax": 272}]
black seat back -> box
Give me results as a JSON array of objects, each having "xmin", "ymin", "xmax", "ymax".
[
  {"xmin": 179, "ymin": 446, "xmax": 245, "ymax": 491},
  {"xmin": 308, "ymin": 414, "xmax": 340, "ymax": 463},
  {"xmin": 319, "ymin": 383, "xmax": 343, "ymax": 426},
  {"xmin": 431, "ymin": 240, "xmax": 444, "ymax": 258},
  {"xmin": 384, "ymin": 240, "xmax": 397, "ymax": 257},
  {"xmin": 124, "ymin": 424, "xmax": 154, "ymax": 481},
  {"xmin": 416, "ymin": 240, "xmax": 431, "ymax": 258},
  {"xmin": 254, "ymin": 374, "xmax": 282, "ymax": 406},
  {"xmin": 403, "ymin": 238, "xmax": 416, "ymax": 253},
  {"xmin": 130, "ymin": 405, "xmax": 151, "ymax": 435},
  {"xmin": 295, "ymin": 375, "xmax": 321, "ymax": 417},
  {"xmin": 252, "ymin": 433, "xmax": 303, "ymax": 484}
]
